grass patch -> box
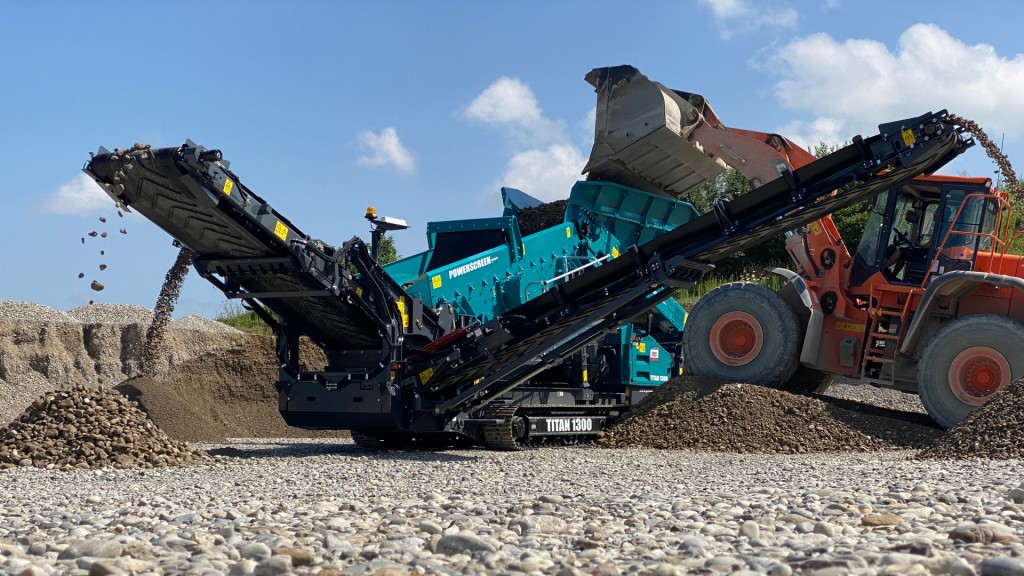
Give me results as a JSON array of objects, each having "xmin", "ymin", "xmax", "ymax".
[
  {"xmin": 676, "ymin": 265, "xmax": 786, "ymax": 310},
  {"xmin": 215, "ymin": 301, "xmax": 274, "ymax": 335}
]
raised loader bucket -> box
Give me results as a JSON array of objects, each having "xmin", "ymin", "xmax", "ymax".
[
  {"xmin": 584, "ymin": 65, "xmax": 728, "ymax": 198},
  {"xmin": 584, "ymin": 65, "xmax": 793, "ymax": 199}
]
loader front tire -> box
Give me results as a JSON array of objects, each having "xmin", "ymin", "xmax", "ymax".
[
  {"xmin": 683, "ymin": 282, "xmax": 800, "ymax": 387},
  {"xmin": 918, "ymin": 314, "xmax": 1024, "ymax": 429}
]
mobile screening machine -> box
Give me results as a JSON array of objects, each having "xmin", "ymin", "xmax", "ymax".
[{"xmin": 84, "ymin": 66, "xmax": 971, "ymax": 447}]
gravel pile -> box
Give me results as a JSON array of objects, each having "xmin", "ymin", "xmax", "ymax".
[
  {"xmin": 0, "ymin": 386, "xmax": 208, "ymax": 470},
  {"xmin": 0, "ymin": 300, "xmax": 75, "ymax": 324},
  {"xmin": 917, "ymin": 377, "xmax": 1024, "ymax": 460},
  {"xmin": 517, "ymin": 200, "xmax": 568, "ymax": 236},
  {"xmin": 599, "ymin": 376, "xmax": 929, "ymax": 453},
  {"xmin": 68, "ymin": 303, "xmax": 154, "ymax": 324},
  {"xmin": 65, "ymin": 305, "xmax": 239, "ymax": 332},
  {"xmin": 171, "ymin": 314, "xmax": 241, "ymax": 333},
  {"xmin": 66, "ymin": 304, "xmax": 239, "ymax": 333}
]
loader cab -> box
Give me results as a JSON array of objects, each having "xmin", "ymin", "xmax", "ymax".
[{"xmin": 850, "ymin": 176, "xmax": 995, "ymax": 287}]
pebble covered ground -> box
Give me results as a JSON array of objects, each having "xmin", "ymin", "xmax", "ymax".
[
  {"xmin": 0, "ymin": 440, "xmax": 1021, "ymax": 576},
  {"xmin": 1, "ymin": 299, "xmax": 1023, "ymax": 574}
]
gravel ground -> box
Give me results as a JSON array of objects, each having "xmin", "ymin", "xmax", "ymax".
[
  {"xmin": 0, "ymin": 440, "xmax": 1022, "ymax": 576},
  {"xmin": 823, "ymin": 378, "xmax": 927, "ymax": 414}
]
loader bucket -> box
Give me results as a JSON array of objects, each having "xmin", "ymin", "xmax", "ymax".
[{"xmin": 584, "ymin": 65, "xmax": 729, "ymax": 198}]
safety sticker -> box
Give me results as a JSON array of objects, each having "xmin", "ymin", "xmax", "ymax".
[
  {"xmin": 612, "ymin": 246, "xmax": 620, "ymax": 258},
  {"xmin": 431, "ymin": 275, "xmax": 442, "ymax": 289},
  {"xmin": 418, "ymin": 367, "xmax": 434, "ymax": 385},
  {"xmin": 835, "ymin": 321, "xmax": 866, "ymax": 333},
  {"xmin": 274, "ymin": 221, "xmax": 288, "ymax": 240},
  {"xmin": 397, "ymin": 299, "xmax": 409, "ymax": 329},
  {"xmin": 901, "ymin": 128, "xmax": 916, "ymax": 147},
  {"xmin": 565, "ymin": 226, "xmax": 572, "ymax": 238},
  {"xmin": 222, "ymin": 179, "xmax": 233, "ymax": 196}
]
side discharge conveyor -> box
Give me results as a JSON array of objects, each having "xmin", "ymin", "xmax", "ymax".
[{"xmin": 84, "ymin": 66, "xmax": 972, "ymax": 449}]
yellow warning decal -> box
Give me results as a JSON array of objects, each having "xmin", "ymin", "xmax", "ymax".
[
  {"xmin": 635, "ymin": 341, "xmax": 646, "ymax": 353},
  {"xmin": 431, "ymin": 275, "xmax": 442, "ymax": 289},
  {"xmin": 397, "ymin": 299, "xmax": 409, "ymax": 329},
  {"xmin": 222, "ymin": 179, "xmax": 233, "ymax": 195},
  {"xmin": 565, "ymin": 226, "xmax": 572, "ymax": 238},
  {"xmin": 612, "ymin": 246, "xmax": 620, "ymax": 258},
  {"xmin": 418, "ymin": 367, "xmax": 434, "ymax": 385},
  {"xmin": 274, "ymin": 221, "xmax": 288, "ymax": 240},
  {"xmin": 355, "ymin": 287, "xmax": 363, "ymax": 298},
  {"xmin": 902, "ymin": 128, "xmax": 916, "ymax": 147},
  {"xmin": 836, "ymin": 321, "xmax": 866, "ymax": 332},
  {"xmin": 808, "ymin": 221, "xmax": 822, "ymax": 236},
  {"xmin": 582, "ymin": 369, "xmax": 588, "ymax": 382}
]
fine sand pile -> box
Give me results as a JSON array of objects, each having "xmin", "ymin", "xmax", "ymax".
[
  {"xmin": 0, "ymin": 385, "xmax": 208, "ymax": 470},
  {"xmin": 600, "ymin": 375, "xmax": 941, "ymax": 453},
  {"xmin": 116, "ymin": 336, "xmax": 345, "ymax": 442},
  {"xmin": 917, "ymin": 377, "xmax": 1024, "ymax": 460}
]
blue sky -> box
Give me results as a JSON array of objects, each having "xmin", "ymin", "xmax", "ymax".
[{"xmin": 2, "ymin": 1, "xmax": 1023, "ymax": 318}]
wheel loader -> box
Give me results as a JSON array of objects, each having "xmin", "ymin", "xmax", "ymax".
[
  {"xmin": 674, "ymin": 110, "xmax": 1024, "ymax": 430},
  {"xmin": 83, "ymin": 65, "xmax": 975, "ymax": 447}
]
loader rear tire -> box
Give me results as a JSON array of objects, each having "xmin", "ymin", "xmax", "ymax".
[
  {"xmin": 683, "ymin": 282, "xmax": 800, "ymax": 387},
  {"xmin": 918, "ymin": 314, "xmax": 1024, "ymax": 429}
]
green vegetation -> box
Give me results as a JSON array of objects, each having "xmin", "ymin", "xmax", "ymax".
[
  {"xmin": 676, "ymin": 265, "xmax": 787, "ymax": 310},
  {"xmin": 214, "ymin": 300, "xmax": 275, "ymax": 335},
  {"xmin": 375, "ymin": 235, "xmax": 399, "ymax": 265}
]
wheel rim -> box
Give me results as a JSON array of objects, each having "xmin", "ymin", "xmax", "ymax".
[
  {"xmin": 947, "ymin": 346, "xmax": 1011, "ymax": 406},
  {"xmin": 709, "ymin": 311, "xmax": 764, "ymax": 367}
]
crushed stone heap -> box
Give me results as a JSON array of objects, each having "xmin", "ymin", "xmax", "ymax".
[
  {"xmin": 516, "ymin": 200, "xmax": 569, "ymax": 236},
  {"xmin": 599, "ymin": 376, "xmax": 894, "ymax": 453},
  {"xmin": 917, "ymin": 377, "xmax": 1024, "ymax": 460},
  {"xmin": 0, "ymin": 386, "xmax": 209, "ymax": 470}
]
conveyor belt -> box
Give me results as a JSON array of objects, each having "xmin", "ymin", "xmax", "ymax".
[
  {"xmin": 84, "ymin": 142, "xmax": 390, "ymax": 351},
  {"xmin": 420, "ymin": 111, "xmax": 972, "ymax": 412}
]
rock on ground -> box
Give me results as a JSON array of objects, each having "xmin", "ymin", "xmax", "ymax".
[
  {"xmin": 917, "ymin": 377, "xmax": 1024, "ymax": 460},
  {"xmin": 0, "ymin": 385, "xmax": 207, "ymax": 470}
]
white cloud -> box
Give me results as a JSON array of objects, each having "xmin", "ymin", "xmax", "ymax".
[
  {"xmin": 769, "ymin": 24, "xmax": 1024, "ymax": 142},
  {"xmin": 775, "ymin": 117, "xmax": 847, "ymax": 152},
  {"xmin": 357, "ymin": 127, "xmax": 415, "ymax": 174},
  {"xmin": 41, "ymin": 173, "xmax": 112, "ymax": 215},
  {"xmin": 460, "ymin": 76, "xmax": 564, "ymax": 144},
  {"xmin": 492, "ymin": 144, "xmax": 587, "ymax": 203},
  {"xmin": 463, "ymin": 77, "xmax": 588, "ymax": 203},
  {"xmin": 699, "ymin": 0, "xmax": 798, "ymax": 39}
]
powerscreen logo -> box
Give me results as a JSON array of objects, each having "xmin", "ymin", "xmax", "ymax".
[{"xmin": 448, "ymin": 256, "xmax": 494, "ymax": 279}]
